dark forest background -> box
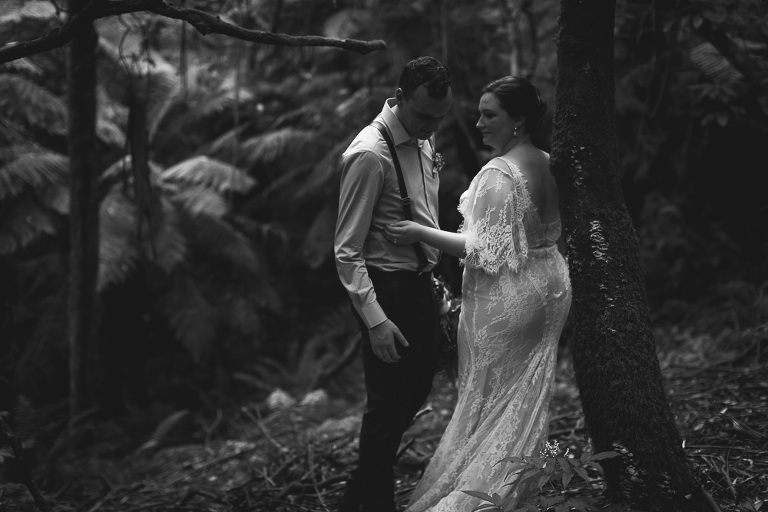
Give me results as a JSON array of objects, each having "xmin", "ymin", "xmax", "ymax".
[{"xmin": 0, "ymin": 0, "xmax": 766, "ymax": 509}]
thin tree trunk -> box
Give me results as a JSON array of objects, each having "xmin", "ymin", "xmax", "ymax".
[
  {"xmin": 551, "ymin": 0, "xmax": 717, "ymax": 510},
  {"xmin": 67, "ymin": 0, "xmax": 100, "ymax": 429}
]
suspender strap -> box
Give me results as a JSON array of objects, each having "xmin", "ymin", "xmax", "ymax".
[{"xmin": 372, "ymin": 120, "xmax": 429, "ymax": 272}]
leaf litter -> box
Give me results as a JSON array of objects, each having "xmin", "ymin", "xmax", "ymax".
[{"xmin": 2, "ymin": 316, "xmax": 766, "ymax": 512}]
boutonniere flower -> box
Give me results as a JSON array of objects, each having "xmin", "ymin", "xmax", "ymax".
[{"xmin": 432, "ymin": 151, "xmax": 445, "ymax": 175}]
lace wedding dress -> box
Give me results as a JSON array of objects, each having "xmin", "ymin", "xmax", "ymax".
[{"xmin": 407, "ymin": 157, "xmax": 572, "ymax": 512}]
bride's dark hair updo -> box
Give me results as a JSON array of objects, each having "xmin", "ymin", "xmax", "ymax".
[{"xmin": 482, "ymin": 76, "xmax": 547, "ymax": 134}]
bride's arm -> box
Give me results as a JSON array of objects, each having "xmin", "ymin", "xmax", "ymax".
[{"xmin": 384, "ymin": 221, "xmax": 466, "ymax": 258}]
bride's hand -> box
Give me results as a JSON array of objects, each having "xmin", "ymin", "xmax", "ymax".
[{"xmin": 385, "ymin": 221, "xmax": 421, "ymax": 245}]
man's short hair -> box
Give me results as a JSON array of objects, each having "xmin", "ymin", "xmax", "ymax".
[{"xmin": 398, "ymin": 56, "xmax": 452, "ymax": 100}]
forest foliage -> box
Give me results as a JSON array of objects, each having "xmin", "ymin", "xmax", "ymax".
[{"xmin": 0, "ymin": 0, "xmax": 766, "ymax": 430}]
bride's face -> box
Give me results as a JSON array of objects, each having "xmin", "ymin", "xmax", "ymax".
[{"xmin": 476, "ymin": 93, "xmax": 516, "ymax": 152}]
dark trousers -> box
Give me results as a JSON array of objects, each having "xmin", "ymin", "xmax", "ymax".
[{"xmin": 343, "ymin": 268, "xmax": 439, "ymax": 512}]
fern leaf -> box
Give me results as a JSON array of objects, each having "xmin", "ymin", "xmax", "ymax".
[
  {"xmin": 186, "ymin": 214, "xmax": 261, "ymax": 273},
  {"xmin": 0, "ymin": 117, "xmax": 33, "ymax": 145},
  {"xmin": 100, "ymin": 155, "xmax": 164, "ymax": 188},
  {"xmin": 0, "ymin": 0, "xmax": 58, "ymax": 23},
  {"xmin": 0, "ymin": 58, "xmax": 43, "ymax": 77},
  {"xmin": 98, "ymin": 189, "xmax": 140, "ymax": 291},
  {"xmin": 100, "ymin": 156, "xmax": 132, "ymax": 184},
  {"xmin": 0, "ymin": 200, "xmax": 57, "ymax": 256},
  {"xmin": 271, "ymin": 104, "xmax": 320, "ymax": 130},
  {"xmin": 196, "ymin": 125, "xmax": 250, "ymax": 161},
  {"xmin": 240, "ymin": 128, "xmax": 316, "ymax": 168},
  {"xmin": 171, "ymin": 185, "xmax": 229, "ymax": 218},
  {"xmin": 154, "ymin": 272, "xmax": 217, "ymax": 362},
  {"xmin": 0, "ymin": 150, "xmax": 68, "ymax": 200},
  {"xmin": 323, "ymin": 8, "xmax": 371, "ymax": 39},
  {"xmin": 255, "ymin": 160, "xmax": 313, "ymax": 202},
  {"xmin": 135, "ymin": 409, "xmax": 190, "ymax": 454},
  {"xmin": 0, "ymin": 144, "xmax": 39, "ymax": 163},
  {"xmin": 98, "ymin": 187, "xmax": 189, "ymax": 290},
  {"xmin": 96, "ymin": 116, "xmax": 126, "ymax": 148},
  {"xmin": 42, "ymin": 182, "xmax": 69, "ymax": 215},
  {"xmin": 690, "ymin": 42, "xmax": 743, "ymax": 83},
  {"xmin": 200, "ymin": 70, "xmax": 255, "ymax": 117},
  {"xmin": 161, "ymin": 156, "xmax": 255, "ymax": 194},
  {"xmin": 220, "ymin": 293, "xmax": 265, "ymax": 338},
  {"xmin": 96, "ymin": 18, "xmax": 179, "ymax": 133},
  {"xmin": 334, "ymin": 85, "xmax": 390, "ymax": 124},
  {"xmin": 294, "ymin": 133, "xmax": 354, "ymax": 201},
  {"xmin": 300, "ymin": 202, "xmax": 337, "ymax": 269},
  {"xmin": 144, "ymin": 197, "xmax": 187, "ymax": 273},
  {"xmin": 0, "ymin": 74, "xmax": 67, "ymax": 134},
  {"xmin": 146, "ymin": 71, "xmax": 183, "ymax": 142}
]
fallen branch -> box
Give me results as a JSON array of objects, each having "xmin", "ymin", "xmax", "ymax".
[{"xmin": 0, "ymin": 0, "xmax": 386, "ymax": 64}]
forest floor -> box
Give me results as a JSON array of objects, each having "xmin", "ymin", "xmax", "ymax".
[{"xmin": 2, "ymin": 295, "xmax": 767, "ymax": 512}]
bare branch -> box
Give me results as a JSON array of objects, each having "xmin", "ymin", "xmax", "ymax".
[{"xmin": 0, "ymin": 0, "xmax": 386, "ymax": 64}]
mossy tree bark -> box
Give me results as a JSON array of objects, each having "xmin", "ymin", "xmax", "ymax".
[
  {"xmin": 550, "ymin": 1, "xmax": 716, "ymax": 510},
  {"xmin": 67, "ymin": 0, "xmax": 100, "ymax": 426}
]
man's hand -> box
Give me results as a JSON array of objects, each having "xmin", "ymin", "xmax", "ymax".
[{"xmin": 369, "ymin": 319, "xmax": 410, "ymax": 362}]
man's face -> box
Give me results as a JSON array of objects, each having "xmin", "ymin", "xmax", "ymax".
[{"xmin": 396, "ymin": 85, "xmax": 453, "ymax": 141}]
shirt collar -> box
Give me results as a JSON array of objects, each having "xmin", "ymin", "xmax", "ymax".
[{"xmin": 382, "ymin": 98, "xmax": 423, "ymax": 148}]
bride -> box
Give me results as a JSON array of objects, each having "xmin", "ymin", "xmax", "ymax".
[{"xmin": 384, "ymin": 75, "xmax": 572, "ymax": 511}]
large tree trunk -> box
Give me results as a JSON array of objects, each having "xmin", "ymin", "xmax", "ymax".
[
  {"xmin": 551, "ymin": 1, "xmax": 716, "ymax": 510},
  {"xmin": 67, "ymin": 0, "xmax": 100, "ymax": 426}
]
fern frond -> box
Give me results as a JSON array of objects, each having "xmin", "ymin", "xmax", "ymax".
[
  {"xmin": 196, "ymin": 125, "xmax": 249, "ymax": 161},
  {"xmin": 300, "ymin": 202, "xmax": 337, "ymax": 270},
  {"xmin": 96, "ymin": 116, "xmax": 126, "ymax": 148},
  {"xmin": 323, "ymin": 8, "xmax": 371, "ymax": 40},
  {"xmin": 271, "ymin": 104, "xmax": 321, "ymax": 130},
  {"xmin": 42, "ymin": 182, "xmax": 69, "ymax": 215},
  {"xmin": 0, "ymin": 74, "xmax": 67, "ymax": 134},
  {"xmin": 257, "ymin": 160, "xmax": 314, "ymax": 202},
  {"xmin": 0, "ymin": 58, "xmax": 43, "ymax": 77},
  {"xmin": 100, "ymin": 156, "xmax": 132, "ymax": 184},
  {"xmin": 161, "ymin": 156, "xmax": 255, "ymax": 194},
  {"xmin": 98, "ymin": 189, "xmax": 140, "ymax": 291},
  {"xmin": 240, "ymin": 128, "xmax": 316, "ymax": 168},
  {"xmin": 220, "ymin": 293, "xmax": 265, "ymax": 338},
  {"xmin": 0, "ymin": 0, "xmax": 58, "ymax": 23},
  {"xmin": 0, "ymin": 144, "xmax": 40, "ymax": 163},
  {"xmin": 0, "ymin": 200, "xmax": 57, "ymax": 256},
  {"xmin": 334, "ymin": 85, "xmax": 390, "ymax": 124},
  {"xmin": 186, "ymin": 214, "xmax": 261, "ymax": 274},
  {"xmin": 144, "ymin": 197, "xmax": 187, "ymax": 273},
  {"xmin": 136, "ymin": 409, "xmax": 190, "ymax": 454},
  {"xmin": 100, "ymin": 155, "xmax": 164, "ymax": 188},
  {"xmin": 690, "ymin": 42, "xmax": 743, "ymax": 83},
  {"xmin": 0, "ymin": 117, "xmax": 33, "ymax": 146},
  {"xmin": 199, "ymin": 69, "xmax": 255, "ymax": 117},
  {"xmin": 98, "ymin": 188, "xmax": 189, "ymax": 291},
  {"xmin": 96, "ymin": 18, "xmax": 180, "ymax": 137},
  {"xmin": 170, "ymin": 185, "xmax": 229, "ymax": 218},
  {"xmin": 145, "ymin": 71, "xmax": 183, "ymax": 142},
  {"xmin": 293, "ymin": 133, "xmax": 353, "ymax": 201},
  {"xmin": 0, "ymin": 150, "xmax": 68, "ymax": 200},
  {"xmin": 296, "ymin": 71, "xmax": 348, "ymax": 98},
  {"xmin": 153, "ymin": 272, "xmax": 217, "ymax": 362}
]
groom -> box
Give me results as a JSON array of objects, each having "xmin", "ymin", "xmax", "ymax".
[{"xmin": 334, "ymin": 56, "xmax": 453, "ymax": 512}]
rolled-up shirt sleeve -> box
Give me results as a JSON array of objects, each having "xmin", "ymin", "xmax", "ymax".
[{"xmin": 335, "ymin": 150, "xmax": 388, "ymax": 329}]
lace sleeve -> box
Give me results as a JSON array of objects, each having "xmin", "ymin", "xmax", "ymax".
[{"xmin": 458, "ymin": 160, "xmax": 529, "ymax": 274}]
